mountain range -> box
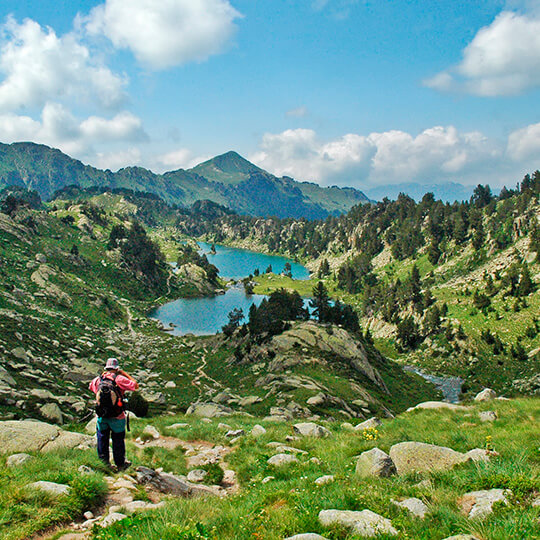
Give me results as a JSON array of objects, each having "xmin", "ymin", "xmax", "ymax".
[{"xmin": 0, "ymin": 142, "xmax": 370, "ymax": 219}]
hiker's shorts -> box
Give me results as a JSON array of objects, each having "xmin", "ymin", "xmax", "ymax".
[{"xmin": 96, "ymin": 417, "xmax": 126, "ymax": 433}]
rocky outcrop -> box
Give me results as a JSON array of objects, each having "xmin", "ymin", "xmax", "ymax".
[
  {"xmin": 270, "ymin": 321, "xmax": 388, "ymax": 391},
  {"xmin": 474, "ymin": 388, "xmax": 497, "ymax": 402},
  {"xmin": 0, "ymin": 420, "xmax": 94, "ymax": 453},
  {"xmin": 175, "ymin": 263, "xmax": 216, "ymax": 295}
]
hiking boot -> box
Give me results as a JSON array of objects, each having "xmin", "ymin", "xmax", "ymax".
[{"xmin": 116, "ymin": 460, "xmax": 132, "ymax": 471}]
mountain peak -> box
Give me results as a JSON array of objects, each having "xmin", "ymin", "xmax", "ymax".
[{"xmin": 190, "ymin": 151, "xmax": 263, "ymax": 185}]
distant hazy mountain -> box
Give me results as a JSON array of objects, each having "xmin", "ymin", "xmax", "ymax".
[
  {"xmin": 364, "ymin": 182, "xmax": 479, "ymax": 203},
  {"xmin": 0, "ymin": 143, "xmax": 369, "ymax": 219}
]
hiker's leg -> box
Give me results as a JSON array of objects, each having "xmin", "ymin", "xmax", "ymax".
[
  {"xmin": 96, "ymin": 426, "xmax": 111, "ymax": 464},
  {"xmin": 111, "ymin": 430, "xmax": 126, "ymax": 467}
]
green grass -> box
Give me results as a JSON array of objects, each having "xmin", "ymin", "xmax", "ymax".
[{"xmin": 90, "ymin": 398, "xmax": 539, "ymax": 540}]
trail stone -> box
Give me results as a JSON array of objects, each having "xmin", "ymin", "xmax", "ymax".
[
  {"xmin": 392, "ymin": 497, "xmax": 428, "ymax": 518},
  {"xmin": 353, "ymin": 417, "xmax": 381, "ymax": 431},
  {"xmin": 460, "ymin": 488, "xmax": 510, "ymax": 519},
  {"xmin": 293, "ymin": 422, "xmax": 330, "ymax": 438},
  {"xmin": 251, "ymin": 424, "xmax": 266, "ymax": 437},
  {"xmin": 84, "ymin": 511, "xmax": 94, "ymax": 520},
  {"xmin": 478, "ymin": 410, "xmax": 497, "ymax": 422},
  {"xmin": 218, "ymin": 423, "xmax": 232, "ymax": 430},
  {"xmin": 389, "ymin": 441, "xmax": 469, "ymax": 475},
  {"xmin": 164, "ymin": 381, "xmax": 176, "ymax": 388},
  {"xmin": 135, "ymin": 466, "xmax": 221, "ymax": 497},
  {"xmin": 355, "ymin": 447, "xmax": 396, "ymax": 478},
  {"xmin": 284, "ymin": 535, "xmax": 329, "ymax": 540},
  {"xmin": 30, "ymin": 481, "xmax": 71, "ymax": 497},
  {"xmin": 101, "ymin": 513, "xmax": 127, "ymax": 527},
  {"xmin": 7, "ymin": 453, "xmax": 32, "ymax": 467},
  {"xmin": 268, "ymin": 453, "xmax": 298, "ymax": 466},
  {"xmin": 318, "ymin": 509, "xmax": 398, "ymax": 537},
  {"xmin": 474, "ymin": 388, "xmax": 497, "ymax": 402}
]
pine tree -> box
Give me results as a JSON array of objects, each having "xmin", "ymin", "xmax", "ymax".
[{"xmin": 310, "ymin": 281, "xmax": 331, "ymax": 323}]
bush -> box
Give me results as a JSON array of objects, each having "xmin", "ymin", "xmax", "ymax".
[
  {"xmin": 201, "ymin": 463, "xmax": 224, "ymax": 485},
  {"xmin": 127, "ymin": 392, "xmax": 149, "ymax": 417}
]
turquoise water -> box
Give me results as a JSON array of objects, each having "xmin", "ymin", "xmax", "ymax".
[
  {"xmin": 150, "ymin": 243, "xmax": 310, "ymax": 335},
  {"xmin": 150, "ymin": 285, "xmax": 266, "ymax": 336},
  {"xmin": 198, "ymin": 242, "xmax": 310, "ymax": 280}
]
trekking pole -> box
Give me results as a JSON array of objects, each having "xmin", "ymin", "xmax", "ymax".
[{"xmin": 126, "ymin": 410, "xmax": 130, "ymax": 432}]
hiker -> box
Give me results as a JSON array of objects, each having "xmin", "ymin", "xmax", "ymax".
[{"xmin": 89, "ymin": 357, "xmax": 139, "ymax": 470}]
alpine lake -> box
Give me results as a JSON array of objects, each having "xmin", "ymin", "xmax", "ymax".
[{"xmin": 149, "ymin": 242, "xmax": 310, "ymax": 336}]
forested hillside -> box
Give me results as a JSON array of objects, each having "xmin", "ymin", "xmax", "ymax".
[{"xmin": 181, "ymin": 173, "xmax": 540, "ymax": 396}]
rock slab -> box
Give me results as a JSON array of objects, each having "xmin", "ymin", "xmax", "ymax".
[{"xmin": 389, "ymin": 441, "xmax": 469, "ymax": 475}]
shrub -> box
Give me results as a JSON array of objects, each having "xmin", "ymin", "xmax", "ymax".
[{"xmin": 201, "ymin": 463, "xmax": 224, "ymax": 485}]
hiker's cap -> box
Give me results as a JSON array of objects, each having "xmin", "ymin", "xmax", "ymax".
[{"xmin": 105, "ymin": 357, "xmax": 120, "ymax": 370}]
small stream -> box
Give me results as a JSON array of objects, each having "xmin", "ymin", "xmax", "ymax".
[{"xmin": 404, "ymin": 366, "xmax": 463, "ymax": 403}]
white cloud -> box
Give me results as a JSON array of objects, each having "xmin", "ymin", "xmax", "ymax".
[
  {"xmin": 425, "ymin": 11, "xmax": 540, "ymax": 96},
  {"xmin": 286, "ymin": 106, "xmax": 308, "ymax": 118},
  {"xmin": 507, "ymin": 121, "xmax": 540, "ymax": 160},
  {"xmin": 250, "ymin": 126, "xmax": 505, "ymax": 187},
  {"xmin": 0, "ymin": 16, "xmax": 126, "ymax": 112},
  {"xmin": 0, "ymin": 103, "xmax": 147, "ymax": 158},
  {"xmin": 155, "ymin": 147, "xmax": 209, "ymax": 172},
  {"xmin": 94, "ymin": 147, "xmax": 142, "ymax": 171},
  {"xmin": 86, "ymin": 0, "xmax": 241, "ymax": 70}
]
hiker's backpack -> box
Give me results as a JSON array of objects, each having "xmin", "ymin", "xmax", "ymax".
[{"xmin": 95, "ymin": 373, "xmax": 124, "ymax": 418}]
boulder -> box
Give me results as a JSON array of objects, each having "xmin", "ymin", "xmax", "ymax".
[
  {"xmin": 251, "ymin": 424, "xmax": 266, "ymax": 437},
  {"xmin": 460, "ymin": 489, "xmax": 510, "ymax": 519},
  {"xmin": 187, "ymin": 469, "xmax": 208, "ymax": 483},
  {"xmin": 392, "ymin": 497, "xmax": 428, "ymax": 518},
  {"xmin": 389, "ymin": 442, "xmax": 469, "ymax": 475},
  {"xmin": 225, "ymin": 429, "xmax": 244, "ymax": 438},
  {"xmin": 30, "ymin": 481, "xmax": 71, "ymax": 497},
  {"xmin": 355, "ymin": 447, "xmax": 396, "ymax": 478},
  {"xmin": 40, "ymin": 403, "xmax": 63, "ymax": 424},
  {"xmin": 293, "ymin": 422, "xmax": 331, "ymax": 438},
  {"xmin": 442, "ymin": 536, "xmax": 481, "ymax": 540},
  {"xmin": 143, "ymin": 425, "xmax": 160, "ymax": 439},
  {"xmin": 85, "ymin": 416, "xmax": 98, "ymax": 434},
  {"xmin": 314, "ymin": 475, "xmax": 334, "ymax": 486},
  {"xmin": 474, "ymin": 388, "xmax": 497, "ymax": 402},
  {"xmin": 353, "ymin": 417, "xmax": 381, "ymax": 431},
  {"xmin": 164, "ymin": 381, "xmax": 176, "ymax": 389},
  {"xmin": 306, "ymin": 393, "xmax": 327, "ymax": 407},
  {"xmin": 0, "ymin": 420, "xmax": 94, "ymax": 453},
  {"xmin": 407, "ymin": 401, "xmax": 467, "ymax": 412},
  {"xmin": 186, "ymin": 402, "xmax": 232, "ymax": 418},
  {"xmin": 267, "ymin": 454, "xmax": 299, "ymax": 467},
  {"xmin": 464, "ymin": 448, "xmax": 495, "ymax": 463},
  {"xmin": 478, "ymin": 411, "xmax": 497, "ymax": 422},
  {"xmin": 285, "ymin": 533, "xmax": 327, "ymax": 540},
  {"xmin": 318, "ymin": 509, "xmax": 398, "ymax": 537},
  {"xmin": 7, "ymin": 453, "xmax": 32, "ymax": 467},
  {"xmin": 101, "ymin": 513, "xmax": 127, "ymax": 528}
]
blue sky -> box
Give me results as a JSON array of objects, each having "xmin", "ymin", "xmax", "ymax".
[{"xmin": 0, "ymin": 0, "xmax": 539, "ymax": 189}]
